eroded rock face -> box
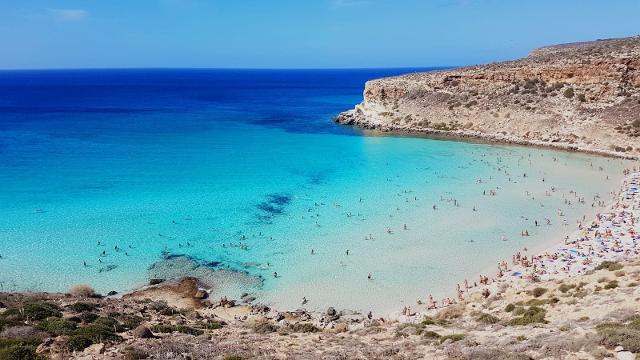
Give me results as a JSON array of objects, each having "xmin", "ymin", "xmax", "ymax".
[{"xmin": 336, "ymin": 36, "xmax": 640, "ymax": 158}]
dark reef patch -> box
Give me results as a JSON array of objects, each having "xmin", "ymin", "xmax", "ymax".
[{"xmin": 254, "ymin": 193, "xmax": 292, "ymax": 222}]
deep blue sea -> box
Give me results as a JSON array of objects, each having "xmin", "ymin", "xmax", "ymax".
[{"xmin": 0, "ymin": 69, "xmax": 630, "ymax": 313}]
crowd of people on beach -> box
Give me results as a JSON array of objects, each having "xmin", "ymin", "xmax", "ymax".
[{"xmin": 422, "ymin": 165, "xmax": 640, "ymax": 314}]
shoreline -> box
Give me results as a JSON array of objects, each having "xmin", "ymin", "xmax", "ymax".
[
  {"xmin": 395, "ymin": 166, "xmax": 639, "ymax": 321},
  {"xmin": 336, "ymin": 115, "xmax": 639, "ymax": 161}
]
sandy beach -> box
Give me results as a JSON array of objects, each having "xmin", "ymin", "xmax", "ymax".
[{"xmin": 388, "ymin": 166, "xmax": 640, "ymax": 322}]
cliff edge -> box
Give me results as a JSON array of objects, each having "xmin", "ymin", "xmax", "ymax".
[{"xmin": 336, "ymin": 36, "xmax": 640, "ymax": 158}]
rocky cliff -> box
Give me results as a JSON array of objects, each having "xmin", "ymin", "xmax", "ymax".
[{"xmin": 336, "ymin": 36, "xmax": 640, "ymax": 158}]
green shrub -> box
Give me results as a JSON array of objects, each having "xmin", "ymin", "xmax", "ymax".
[
  {"xmin": 148, "ymin": 301, "xmax": 176, "ymax": 316},
  {"xmin": 196, "ymin": 320, "xmax": 225, "ymax": 330},
  {"xmin": 558, "ymin": 283, "xmax": 576, "ymax": 293},
  {"xmin": 632, "ymin": 119, "xmax": 640, "ymax": 128},
  {"xmin": 525, "ymin": 299, "xmax": 546, "ymax": 306},
  {"xmin": 597, "ymin": 321, "xmax": 640, "ymax": 352},
  {"xmin": 78, "ymin": 312, "xmax": 99, "ymax": 323},
  {"xmin": 595, "ymin": 261, "xmax": 624, "ymax": 271},
  {"xmin": 150, "ymin": 324, "xmax": 203, "ymax": 336},
  {"xmin": 421, "ymin": 317, "xmax": 449, "ymax": 326},
  {"xmin": 513, "ymin": 306, "xmax": 527, "ymax": 316},
  {"xmin": 288, "ymin": 322, "xmax": 320, "ymax": 333},
  {"xmin": 526, "ymin": 297, "xmax": 558, "ymax": 306},
  {"xmin": 577, "ymin": 94, "xmax": 586, "ymax": 102},
  {"xmin": 2, "ymin": 303, "xmax": 61, "ymax": 321},
  {"xmin": 69, "ymin": 302, "xmax": 97, "ymax": 313},
  {"xmin": 93, "ymin": 317, "xmax": 124, "ymax": 332},
  {"xmin": 476, "ymin": 313, "xmax": 500, "ymax": 324},
  {"xmin": 251, "ymin": 321, "xmax": 277, "ymax": 334},
  {"xmin": 74, "ymin": 324, "xmax": 122, "ymax": 343},
  {"xmin": 422, "ymin": 330, "xmax": 441, "ymax": 339},
  {"xmin": 37, "ymin": 318, "xmax": 77, "ymax": 336},
  {"xmin": 509, "ymin": 306, "xmax": 547, "ymax": 326},
  {"xmin": 604, "ymin": 280, "xmax": 619, "ymax": 289},
  {"xmin": 123, "ymin": 347, "xmax": 148, "ymax": 360},
  {"xmin": 523, "ymin": 79, "xmax": 537, "ymax": 89},
  {"xmin": 505, "ymin": 303, "xmax": 516, "ymax": 312},
  {"xmin": 107, "ymin": 313, "xmax": 142, "ymax": 330},
  {"xmin": 0, "ymin": 338, "xmax": 43, "ymax": 360},
  {"xmin": 440, "ymin": 334, "xmax": 464, "ymax": 343},
  {"xmin": 223, "ymin": 356, "xmax": 246, "ymax": 360},
  {"xmin": 531, "ymin": 287, "xmax": 548, "ymax": 298},
  {"xmin": 66, "ymin": 335, "xmax": 93, "ymax": 352},
  {"xmin": 0, "ymin": 344, "xmax": 39, "ymax": 360},
  {"xmin": 563, "ymin": 88, "xmax": 575, "ymax": 98}
]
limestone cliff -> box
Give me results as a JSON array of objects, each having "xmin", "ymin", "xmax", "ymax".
[{"xmin": 336, "ymin": 36, "xmax": 640, "ymax": 158}]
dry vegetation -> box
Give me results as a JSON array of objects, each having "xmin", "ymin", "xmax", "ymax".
[{"xmin": 2, "ymin": 260, "xmax": 640, "ymax": 359}]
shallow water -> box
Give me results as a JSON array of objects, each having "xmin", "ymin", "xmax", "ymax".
[{"xmin": 0, "ymin": 69, "xmax": 631, "ymax": 313}]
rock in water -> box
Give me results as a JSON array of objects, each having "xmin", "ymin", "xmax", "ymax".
[{"xmin": 149, "ymin": 278, "xmax": 165, "ymax": 285}]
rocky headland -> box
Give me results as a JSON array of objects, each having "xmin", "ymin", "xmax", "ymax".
[{"xmin": 336, "ymin": 36, "xmax": 640, "ymax": 158}]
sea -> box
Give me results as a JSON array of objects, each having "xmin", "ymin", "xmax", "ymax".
[{"xmin": 0, "ymin": 68, "xmax": 631, "ymax": 313}]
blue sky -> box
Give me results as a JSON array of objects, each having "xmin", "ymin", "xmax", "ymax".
[{"xmin": 0, "ymin": 0, "xmax": 638, "ymax": 69}]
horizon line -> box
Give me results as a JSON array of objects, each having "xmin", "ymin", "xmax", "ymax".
[{"xmin": 0, "ymin": 65, "xmax": 457, "ymax": 72}]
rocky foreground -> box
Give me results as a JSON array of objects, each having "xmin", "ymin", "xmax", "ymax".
[
  {"xmin": 336, "ymin": 36, "xmax": 640, "ymax": 158},
  {"xmin": 2, "ymin": 260, "xmax": 640, "ymax": 359}
]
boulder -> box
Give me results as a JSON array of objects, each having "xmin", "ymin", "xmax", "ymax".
[
  {"xmin": 617, "ymin": 351, "xmax": 635, "ymax": 360},
  {"xmin": 133, "ymin": 325, "xmax": 155, "ymax": 339},
  {"xmin": 149, "ymin": 278, "xmax": 165, "ymax": 285},
  {"xmin": 194, "ymin": 289, "xmax": 208, "ymax": 299},
  {"xmin": 36, "ymin": 337, "xmax": 67, "ymax": 356},
  {"xmin": 334, "ymin": 323, "xmax": 349, "ymax": 333},
  {"xmin": 83, "ymin": 343, "xmax": 105, "ymax": 355}
]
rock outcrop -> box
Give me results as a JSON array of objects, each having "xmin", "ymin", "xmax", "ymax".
[{"xmin": 336, "ymin": 36, "xmax": 640, "ymax": 158}]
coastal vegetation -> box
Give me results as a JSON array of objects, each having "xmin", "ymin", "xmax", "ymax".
[{"xmin": 1, "ymin": 255, "xmax": 640, "ymax": 358}]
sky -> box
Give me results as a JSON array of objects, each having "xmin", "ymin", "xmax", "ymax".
[{"xmin": 0, "ymin": 0, "xmax": 638, "ymax": 69}]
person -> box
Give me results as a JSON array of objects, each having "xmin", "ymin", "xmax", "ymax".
[
  {"xmin": 367, "ymin": 273, "xmax": 372, "ymax": 280},
  {"xmin": 273, "ymin": 272, "xmax": 278, "ymax": 278}
]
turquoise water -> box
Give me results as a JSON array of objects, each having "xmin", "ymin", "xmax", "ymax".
[{"xmin": 0, "ymin": 69, "xmax": 630, "ymax": 313}]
